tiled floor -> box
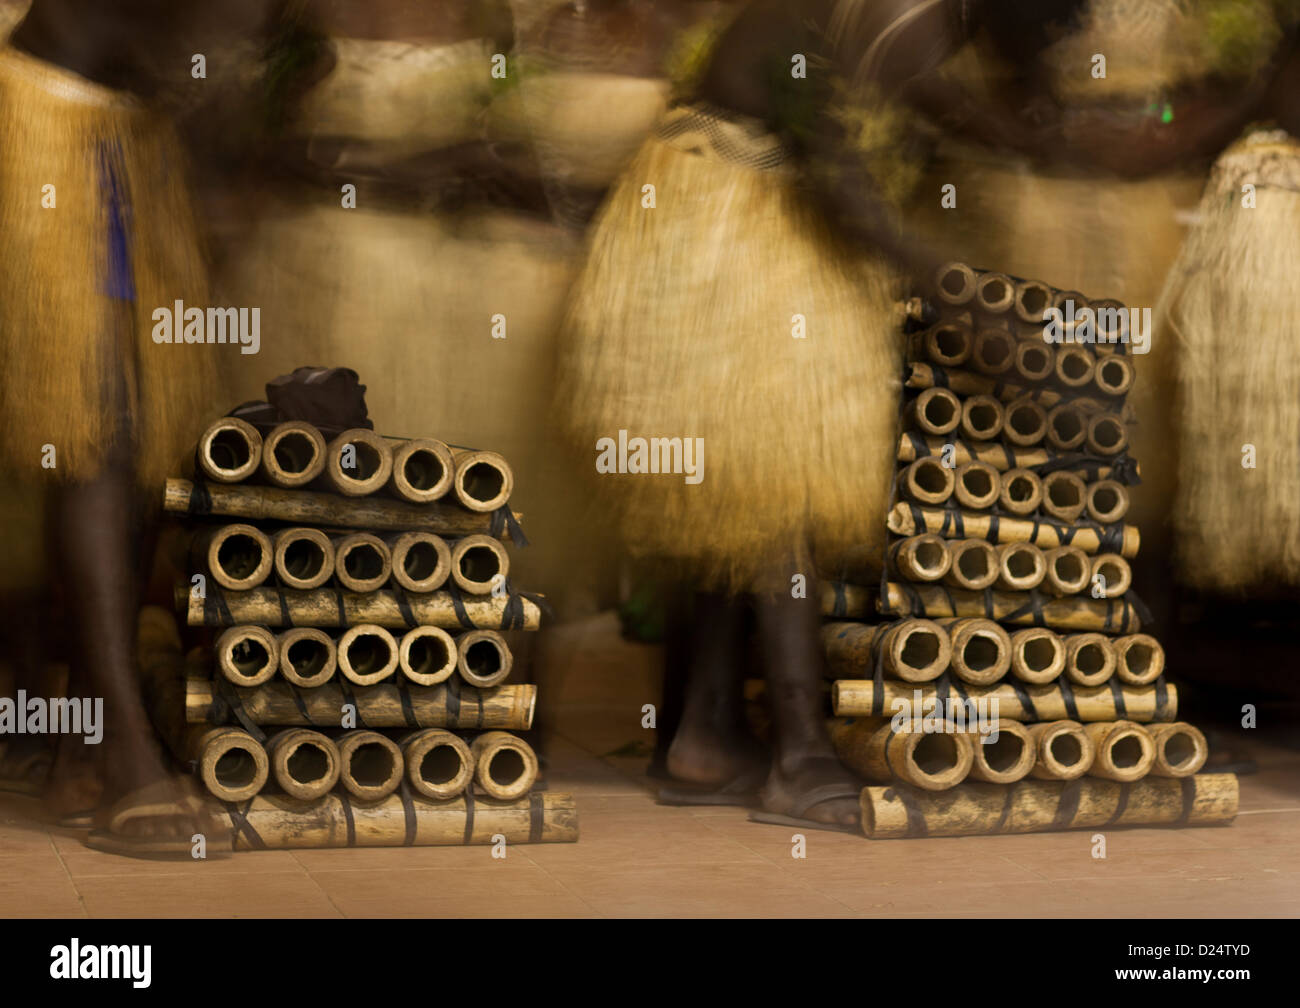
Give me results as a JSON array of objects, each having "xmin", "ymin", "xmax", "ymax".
[{"xmin": 0, "ymin": 612, "xmax": 1296, "ymax": 918}]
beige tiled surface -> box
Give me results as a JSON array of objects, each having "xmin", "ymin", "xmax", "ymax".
[{"xmin": 0, "ymin": 612, "xmax": 1296, "ymax": 918}]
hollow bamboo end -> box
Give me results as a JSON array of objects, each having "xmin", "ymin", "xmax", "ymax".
[
  {"xmin": 1030, "ymin": 720, "xmax": 1094, "ymax": 781},
  {"xmin": 277, "ymin": 627, "xmax": 337, "ymax": 688},
  {"xmin": 913, "ymin": 386, "xmax": 962, "ymax": 436},
  {"xmin": 334, "ymin": 533, "xmax": 392, "ymax": 593},
  {"xmin": 1065, "ymin": 632, "xmax": 1117, "ymax": 687},
  {"xmin": 337, "ymin": 624, "xmax": 400, "ymax": 686},
  {"xmin": 945, "ymin": 540, "xmax": 999, "ymax": 593},
  {"xmin": 945, "ymin": 618, "xmax": 1010, "ymax": 685},
  {"xmin": 391, "ymin": 438, "xmax": 456, "ymax": 503},
  {"xmin": 451, "ymin": 533, "xmax": 511, "ymax": 595},
  {"xmin": 997, "ymin": 541, "xmax": 1047, "ymax": 592},
  {"xmin": 471, "ymin": 731, "xmax": 539, "ymax": 801},
  {"xmin": 216, "ymin": 625, "xmax": 279, "ymax": 687},
  {"xmin": 198, "ymin": 728, "xmax": 269, "ymax": 802},
  {"xmin": 198, "ymin": 417, "xmax": 263, "ymax": 483},
  {"xmin": 999, "ymin": 468, "xmax": 1043, "ymax": 516},
  {"xmin": 1086, "ymin": 720, "xmax": 1155, "ymax": 782},
  {"xmin": 886, "ymin": 619, "xmax": 951, "ymax": 683},
  {"xmin": 1148, "ymin": 722, "xmax": 1208, "ymax": 778},
  {"xmin": 1014, "ymin": 280, "xmax": 1053, "ymax": 324},
  {"xmin": 273, "ymin": 526, "xmax": 334, "ymax": 591},
  {"xmin": 954, "ymin": 461, "xmax": 999, "ymax": 510},
  {"xmin": 328, "ymin": 428, "xmax": 395, "ymax": 497},
  {"xmin": 1114, "ymin": 633, "xmax": 1165, "ymax": 686},
  {"xmin": 453, "ymin": 450, "xmax": 514, "ymax": 513},
  {"xmin": 207, "ymin": 523, "xmax": 274, "ymax": 591},
  {"xmin": 897, "ymin": 729, "xmax": 974, "ymax": 790},
  {"xmin": 975, "ymin": 272, "xmax": 1015, "ymax": 314},
  {"xmin": 457, "ymin": 629, "xmax": 513, "ymax": 688},
  {"xmin": 399, "ymin": 626, "xmax": 458, "ymax": 686},
  {"xmin": 1009, "ymin": 627, "xmax": 1066, "ymax": 684},
  {"xmin": 269, "ymin": 729, "xmax": 340, "ymax": 800},
  {"xmin": 935, "ymin": 261, "xmax": 978, "ymax": 305},
  {"xmin": 968, "ymin": 719, "xmax": 1036, "ymax": 784},
  {"xmin": 389, "ymin": 532, "xmax": 452, "ymax": 593},
  {"xmin": 403, "ymin": 728, "xmax": 473, "ymax": 800},
  {"xmin": 338, "ymin": 730, "xmax": 404, "ymax": 801},
  {"xmin": 262, "ymin": 421, "xmax": 328, "ymax": 488},
  {"xmin": 960, "ymin": 394, "xmax": 1005, "ymax": 441}
]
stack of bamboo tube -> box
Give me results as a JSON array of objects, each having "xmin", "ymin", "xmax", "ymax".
[
  {"xmin": 821, "ymin": 263, "xmax": 1235, "ymax": 839},
  {"xmin": 164, "ymin": 416, "xmax": 576, "ymax": 850}
]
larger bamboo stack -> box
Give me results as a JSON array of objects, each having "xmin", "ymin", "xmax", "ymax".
[
  {"xmin": 822, "ymin": 263, "xmax": 1235, "ymax": 839},
  {"xmin": 168, "ymin": 415, "xmax": 576, "ymax": 849}
]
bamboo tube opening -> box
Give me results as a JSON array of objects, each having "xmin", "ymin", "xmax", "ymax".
[
  {"xmin": 391, "ymin": 439, "xmax": 455, "ymax": 503},
  {"xmin": 339, "ymin": 732, "xmax": 403, "ymax": 800},
  {"xmin": 199, "ymin": 418, "xmax": 262, "ymax": 482},
  {"xmin": 1055, "ymin": 346, "xmax": 1095, "ymax": 388},
  {"xmin": 1066, "ymin": 633, "xmax": 1116, "ymax": 686},
  {"xmin": 400, "ymin": 626, "xmax": 457, "ymax": 686},
  {"xmin": 998, "ymin": 542, "xmax": 1046, "ymax": 591},
  {"xmin": 1087, "ymin": 414, "xmax": 1127, "ymax": 456},
  {"xmin": 213, "ymin": 748, "xmax": 261, "ymax": 793},
  {"xmin": 1115, "ymin": 634, "xmax": 1164, "ymax": 686},
  {"xmin": 913, "ymin": 387, "xmax": 961, "ymax": 435},
  {"xmin": 902, "ymin": 457, "xmax": 954, "ymax": 505},
  {"xmin": 1014, "ymin": 280, "xmax": 1053, "ymax": 323},
  {"xmin": 1150, "ymin": 723, "xmax": 1208, "ymax": 777},
  {"xmin": 999, "ymin": 469, "xmax": 1042, "ymax": 515},
  {"xmin": 457, "ymin": 629, "xmax": 513, "ymax": 688},
  {"xmin": 269, "ymin": 729, "xmax": 340, "ymax": 800},
  {"xmin": 955, "ymin": 462, "xmax": 999, "ymax": 509},
  {"xmin": 218, "ymin": 533, "xmax": 264, "ymax": 581},
  {"xmin": 286, "ymin": 743, "xmax": 332, "ymax": 787},
  {"xmin": 274, "ymin": 527, "xmax": 333, "ymax": 590},
  {"xmin": 207, "ymin": 524, "xmax": 273, "ymax": 590},
  {"xmin": 1031, "ymin": 720, "xmax": 1094, "ymax": 780},
  {"xmin": 972, "ymin": 329, "xmax": 1015, "ymax": 375},
  {"xmin": 263, "ymin": 423, "xmax": 327, "ymax": 488},
  {"xmin": 454, "ymin": 451, "xmax": 513, "ymax": 512},
  {"xmin": 912, "ymin": 732, "xmax": 960, "ymax": 778},
  {"xmin": 961, "ymin": 395, "xmax": 1003, "ymax": 441},
  {"xmin": 279, "ymin": 628, "xmax": 336, "ymax": 688},
  {"xmin": 926, "ymin": 322, "xmax": 971, "ymax": 366},
  {"xmin": 338, "ymin": 625, "xmax": 399, "ymax": 686},
  {"xmin": 1004, "ymin": 400, "xmax": 1047, "ymax": 447},
  {"xmin": 387, "ymin": 532, "xmax": 451, "ymax": 593},
  {"xmin": 1052, "ymin": 290, "xmax": 1088, "ymax": 334},
  {"xmin": 908, "ymin": 536, "xmax": 949, "ymax": 580},
  {"xmin": 936, "ymin": 262, "xmax": 977, "ymax": 304},
  {"xmin": 898, "ymin": 626, "xmax": 943, "ymax": 674},
  {"xmin": 339, "ymin": 538, "xmax": 387, "ymax": 589},
  {"xmin": 942, "ymin": 618, "xmax": 1010, "ymax": 684},
  {"xmin": 1042, "ymin": 471, "xmax": 1087, "ymax": 523},
  {"xmin": 451, "ymin": 534, "xmax": 509, "ymax": 594},
  {"xmin": 1044, "ymin": 546, "xmax": 1091, "ymax": 596},
  {"xmin": 1086, "ymin": 721, "xmax": 1155, "ymax": 782},
  {"xmin": 327, "ymin": 429, "xmax": 394, "ymax": 496},
  {"xmin": 1049, "ymin": 734, "xmax": 1083, "ymax": 769},
  {"xmin": 975, "ymin": 272, "xmax": 1014, "ymax": 313},
  {"xmin": 1011, "ymin": 628, "xmax": 1065, "ymax": 683},
  {"xmin": 1091, "ymin": 553, "xmax": 1131, "ymax": 597},
  {"xmin": 1046, "ymin": 405, "xmax": 1086, "ymax": 451},
  {"xmin": 1086, "ymin": 480, "xmax": 1129, "ymax": 524},
  {"xmin": 969, "ymin": 721, "xmax": 1036, "ymax": 783},
  {"xmin": 472, "ymin": 731, "xmax": 540, "ymax": 800},
  {"xmin": 1095, "ymin": 355, "xmax": 1133, "ymax": 396},
  {"xmin": 283, "ymin": 536, "xmax": 327, "ymax": 583},
  {"xmin": 421, "ymin": 745, "xmax": 465, "ymax": 785},
  {"xmin": 217, "ymin": 626, "xmax": 278, "ymax": 686},
  {"xmin": 946, "ymin": 540, "xmax": 998, "ymax": 591},
  {"xmin": 1015, "ymin": 343, "xmax": 1054, "ymax": 382},
  {"xmin": 194, "ymin": 728, "xmax": 270, "ymax": 802},
  {"xmin": 402, "ymin": 729, "xmax": 474, "ymax": 799}
]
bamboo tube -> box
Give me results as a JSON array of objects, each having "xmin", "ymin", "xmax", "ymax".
[
  {"xmin": 272, "ymin": 527, "xmax": 334, "ymax": 591},
  {"xmin": 832, "ymin": 717, "xmax": 974, "ymax": 791},
  {"xmin": 324, "ymin": 428, "xmax": 394, "ymax": 497},
  {"xmin": 450, "ymin": 534, "xmax": 511, "ymax": 595},
  {"xmin": 267, "ymin": 728, "xmax": 340, "ymax": 801},
  {"xmin": 337, "ymin": 730, "xmax": 404, "ymax": 801},
  {"xmin": 821, "ymin": 620, "xmax": 950, "ymax": 684},
  {"xmin": 953, "ymin": 461, "xmax": 999, "ymax": 510},
  {"xmin": 195, "ymin": 523, "xmax": 273, "ymax": 591},
  {"xmin": 943, "ymin": 539, "xmax": 999, "ymax": 591},
  {"xmin": 887, "ymin": 502, "xmax": 1140, "ymax": 558},
  {"xmin": 901, "ymin": 457, "xmax": 955, "ymax": 507},
  {"xmin": 1054, "ymin": 345, "xmax": 1096, "ymax": 389},
  {"xmin": 186, "ymin": 679, "xmax": 536, "ymax": 730},
  {"xmin": 386, "ymin": 532, "xmax": 451, "ymax": 593},
  {"xmin": 276, "ymin": 627, "xmax": 337, "ymax": 688},
  {"xmin": 819, "ymin": 581, "xmax": 874, "ymax": 620},
  {"xmin": 164, "ymin": 479, "xmax": 522, "ymax": 539},
  {"xmin": 1087, "ymin": 413, "xmax": 1128, "ymax": 456},
  {"xmin": 1114, "ymin": 634, "xmax": 1165, "ymax": 686},
  {"xmin": 1091, "ymin": 297, "xmax": 1129, "ymax": 346},
  {"xmin": 896, "ymin": 435, "xmax": 1141, "ymax": 482},
  {"xmin": 906, "ymin": 361, "xmax": 1055, "ymax": 408},
  {"xmin": 1148, "ymin": 722, "xmax": 1209, "ymax": 778},
  {"xmin": 197, "ymin": 417, "xmax": 262, "ymax": 483},
  {"xmin": 939, "ymin": 618, "xmax": 1010, "ymax": 685},
  {"xmin": 1090, "ymin": 552, "xmax": 1133, "ymax": 598},
  {"xmin": 878, "ymin": 581, "xmax": 1143, "ymax": 633},
  {"xmin": 1002, "ymin": 398, "xmax": 1048, "ymax": 447},
  {"xmin": 181, "ymin": 587, "xmax": 543, "ymax": 631},
  {"xmin": 452, "ymin": 449, "xmax": 514, "ymax": 513},
  {"xmin": 1014, "ymin": 341, "xmax": 1055, "ymax": 384},
  {"xmin": 1064, "ymin": 632, "xmax": 1117, "ymax": 687},
  {"xmin": 1093, "ymin": 354, "xmax": 1134, "ymax": 397},
  {"xmin": 471, "ymin": 731, "xmax": 540, "ymax": 801},
  {"xmin": 972, "ymin": 327, "xmax": 1016, "ymax": 375},
  {"xmin": 918, "ymin": 321, "xmax": 972, "ymax": 367},
  {"xmin": 967, "ymin": 719, "xmax": 1036, "ymax": 784},
  {"xmin": 389, "ymin": 437, "xmax": 455, "ymax": 503},
  {"xmin": 215, "ymin": 625, "xmax": 279, "ymax": 687},
  {"xmin": 189, "ymin": 726, "xmax": 269, "ymax": 803},
  {"xmin": 333, "ymin": 533, "xmax": 392, "ymax": 593},
  {"xmin": 975, "ymin": 271, "xmax": 1015, "ymax": 314},
  {"xmin": 1046, "ymin": 404, "xmax": 1087, "ymax": 451},
  {"xmin": 398, "ymin": 626, "xmax": 458, "ymax": 686},
  {"xmin": 1052, "ymin": 290, "xmax": 1089, "ymax": 339},
  {"xmin": 832, "ymin": 678, "xmax": 1176, "ymax": 723},
  {"xmin": 1029, "ymin": 720, "xmax": 1096, "ymax": 780},
  {"xmin": 1014, "ymin": 279, "xmax": 1053, "ymax": 324},
  {"xmin": 998, "ymin": 468, "xmax": 1043, "ymax": 516},
  {"xmin": 1043, "ymin": 545, "xmax": 1092, "ymax": 596},
  {"xmin": 860, "ymin": 774, "xmax": 1238, "ymax": 838},
  {"xmin": 935, "ymin": 261, "xmax": 978, "ymax": 305},
  {"xmin": 906, "ymin": 386, "xmax": 962, "ymax": 436},
  {"xmin": 996, "ymin": 541, "xmax": 1046, "ymax": 592},
  {"xmin": 960, "ymin": 394, "xmax": 1004, "ymax": 441},
  {"xmin": 456, "ymin": 630, "xmax": 513, "ymax": 689},
  {"xmin": 401, "ymin": 729, "xmax": 473, "ymax": 800},
  {"xmin": 212, "ymin": 790, "xmax": 578, "ymax": 849},
  {"xmin": 1085, "ymin": 720, "xmax": 1155, "ymax": 782},
  {"xmin": 1042, "ymin": 471, "xmax": 1087, "ymax": 523},
  {"xmin": 260, "ymin": 421, "xmax": 327, "ymax": 488},
  {"xmin": 889, "ymin": 534, "xmax": 950, "ymax": 582},
  {"xmin": 1009, "ymin": 627, "xmax": 1066, "ymax": 684},
  {"xmin": 337, "ymin": 624, "xmax": 400, "ymax": 686},
  {"xmin": 1085, "ymin": 479, "xmax": 1130, "ymax": 524}
]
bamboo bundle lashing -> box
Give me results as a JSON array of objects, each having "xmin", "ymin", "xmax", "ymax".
[
  {"xmin": 212, "ymin": 790, "xmax": 578, "ymax": 849},
  {"xmin": 337, "ymin": 730, "xmax": 404, "ymax": 800},
  {"xmin": 1028, "ymin": 720, "xmax": 1095, "ymax": 780},
  {"xmin": 325, "ymin": 428, "xmax": 394, "ymax": 497},
  {"xmin": 261, "ymin": 421, "xmax": 327, "ymax": 488},
  {"xmin": 471, "ymin": 731, "xmax": 539, "ymax": 800},
  {"xmin": 1148, "ymin": 722, "xmax": 1209, "ymax": 778},
  {"xmin": 277, "ymin": 628, "xmax": 336, "ymax": 688},
  {"xmin": 1085, "ymin": 720, "xmax": 1155, "ymax": 782},
  {"xmin": 967, "ymin": 719, "xmax": 1036, "ymax": 784},
  {"xmin": 1042, "ymin": 471, "xmax": 1087, "ymax": 523},
  {"xmin": 186, "ymin": 678, "xmax": 537, "ymax": 730},
  {"xmin": 935, "ymin": 261, "xmax": 978, "ymax": 305},
  {"xmin": 386, "ymin": 531, "xmax": 451, "ymax": 593},
  {"xmin": 196, "ymin": 417, "xmax": 262, "ymax": 483},
  {"xmin": 1043, "ymin": 546, "xmax": 1092, "ymax": 596},
  {"xmin": 398, "ymin": 626, "xmax": 458, "ymax": 686},
  {"xmin": 859, "ymin": 774, "xmax": 1239, "ymax": 838},
  {"xmin": 879, "ymin": 581, "xmax": 1142, "ymax": 632},
  {"xmin": 818, "ymin": 581, "xmax": 875, "ymax": 619},
  {"xmin": 267, "ymin": 728, "xmax": 340, "ymax": 800},
  {"xmin": 401, "ymin": 728, "xmax": 473, "ymax": 799},
  {"xmin": 832, "ymin": 718, "xmax": 973, "ymax": 791},
  {"xmin": 960, "ymin": 394, "xmax": 1004, "ymax": 441},
  {"xmin": 938, "ymin": 618, "xmax": 1010, "ymax": 686},
  {"xmin": 1003, "ymin": 398, "xmax": 1048, "ymax": 447},
  {"xmin": 889, "ymin": 534, "xmax": 950, "ymax": 582},
  {"xmin": 215, "ymin": 625, "xmax": 278, "ymax": 687},
  {"xmin": 164, "ymin": 479, "xmax": 522, "ymax": 539},
  {"xmin": 900, "ymin": 457, "xmax": 954, "ymax": 506},
  {"xmin": 821, "ymin": 620, "xmax": 950, "ymax": 683},
  {"xmin": 943, "ymin": 539, "xmax": 999, "ymax": 591},
  {"xmin": 452, "ymin": 449, "xmax": 514, "ymax": 513},
  {"xmin": 953, "ymin": 461, "xmax": 999, "ymax": 510},
  {"xmin": 337, "ymin": 624, "xmax": 400, "ymax": 686},
  {"xmin": 996, "ymin": 542, "xmax": 1046, "ymax": 592},
  {"xmin": 896, "ymin": 434, "xmax": 1141, "ymax": 483},
  {"xmin": 389, "ymin": 437, "xmax": 455, "ymax": 503},
  {"xmin": 1064, "ymin": 632, "xmax": 1117, "ymax": 686},
  {"xmin": 887, "ymin": 502, "xmax": 1140, "ymax": 558},
  {"xmin": 1090, "ymin": 552, "xmax": 1133, "ymax": 598},
  {"xmin": 905, "ymin": 386, "xmax": 962, "ymax": 436},
  {"xmin": 832, "ymin": 677, "xmax": 1176, "ymax": 723},
  {"xmin": 456, "ymin": 630, "xmax": 513, "ymax": 688},
  {"xmin": 273, "ymin": 527, "xmax": 334, "ymax": 590},
  {"xmin": 180, "ymin": 586, "xmax": 543, "ymax": 631},
  {"xmin": 333, "ymin": 533, "xmax": 392, "ymax": 593},
  {"xmin": 971, "ymin": 327, "xmax": 1016, "ymax": 375},
  {"xmin": 1009, "ymin": 627, "xmax": 1066, "ymax": 684},
  {"xmin": 999, "ymin": 468, "xmax": 1043, "ymax": 516},
  {"xmin": 194, "ymin": 523, "xmax": 273, "ymax": 591},
  {"xmin": 1114, "ymin": 634, "xmax": 1165, "ymax": 686},
  {"xmin": 450, "ymin": 534, "xmax": 510, "ymax": 595},
  {"xmin": 188, "ymin": 725, "xmax": 269, "ymax": 802}
]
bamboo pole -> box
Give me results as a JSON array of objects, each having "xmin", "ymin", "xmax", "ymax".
[
  {"xmin": 452, "ymin": 449, "xmax": 514, "ymax": 513},
  {"xmin": 325, "ymin": 428, "xmax": 394, "ymax": 497},
  {"xmin": 1115, "ymin": 634, "xmax": 1165, "ymax": 686},
  {"xmin": 163, "ymin": 478, "xmax": 522, "ymax": 539},
  {"xmin": 450, "ymin": 534, "xmax": 511, "ymax": 595},
  {"xmin": 186, "ymin": 678, "xmax": 536, "ymax": 730},
  {"xmin": 822, "ymin": 620, "xmax": 951, "ymax": 683},
  {"xmin": 943, "ymin": 539, "xmax": 999, "ymax": 591},
  {"xmin": 389, "ymin": 437, "xmax": 455, "ymax": 503},
  {"xmin": 260, "ymin": 421, "xmax": 327, "ymax": 488},
  {"xmin": 272, "ymin": 527, "xmax": 334, "ymax": 591},
  {"xmin": 889, "ymin": 534, "xmax": 950, "ymax": 582},
  {"xmin": 1029, "ymin": 720, "xmax": 1095, "ymax": 780},
  {"xmin": 880, "ymin": 581, "xmax": 1142, "ymax": 632},
  {"xmin": 1064, "ymin": 632, "xmax": 1117, "ymax": 687},
  {"xmin": 1086, "ymin": 479, "xmax": 1130, "ymax": 524},
  {"xmin": 181, "ymin": 586, "xmax": 543, "ymax": 631},
  {"xmin": 401, "ymin": 728, "xmax": 474, "ymax": 799},
  {"xmin": 901, "ymin": 457, "xmax": 955, "ymax": 506},
  {"xmin": 337, "ymin": 730, "xmax": 404, "ymax": 800},
  {"xmin": 196, "ymin": 417, "xmax": 262, "ymax": 483},
  {"xmin": 1046, "ymin": 404, "xmax": 1087, "ymax": 451},
  {"xmin": 1042, "ymin": 471, "xmax": 1087, "ymax": 523},
  {"xmin": 457, "ymin": 629, "xmax": 513, "ymax": 688},
  {"xmin": 960, "ymin": 394, "xmax": 1004, "ymax": 441},
  {"xmin": 1094, "ymin": 354, "xmax": 1134, "ymax": 397},
  {"xmin": 1009, "ymin": 627, "xmax": 1066, "ymax": 684},
  {"xmin": 337, "ymin": 625, "xmax": 400, "ymax": 686},
  {"xmin": 971, "ymin": 327, "xmax": 1016, "ymax": 376},
  {"xmin": 1003, "ymin": 398, "xmax": 1048, "ymax": 447},
  {"xmin": 1053, "ymin": 290, "xmax": 1089, "ymax": 339},
  {"xmin": 1148, "ymin": 722, "xmax": 1209, "ymax": 778},
  {"xmin": 1087, "ymin": 413, "xmax": 1128, "ymax": 456},
  {"xmin": 996, "ymin": 542, "xmax": 1046, "ymax": 592},
  {"xmin": 215, "ymin": 625, "xmax": 278, "ymax": 687},
  {"xmin": 1085, "ymin": 720, "xmax": 1155, "ymax": 782},
  {"xmin": 267, "ymin": 728, "xmax": 340, "ymax": 801},
  {"xmin": 276, "ymin": 627, "xmax": 337, "ymax": 688},
  {"xmin": 935, "ymin": 261, "xmax": 978, "ymax": 305},
  {"xmin": 954, "ymin": 461, "xmax": 999, "ymax": 510},
  {"xmin": 896, "ymin": 435, "xmax": 1141, "ymax": 482},
  {"xmin": 1015, "ymin": 341, "xmax": 1055, "ymax": 384},
  {"xmin": 333, "ymin": 533, "xmax": 392, "ymax": 593},
  {"xmin": 906, "ymin": 360, "xmax": 1097, "ymax": 412},
  {"xmin": 471, "ymin": 731, "xmax": 540, "ymax": 801},
  {"xmin": 905, "ymin": 386, "xmax": 962, "ymax": 436},
  {"xmin": 1091, "ymin": 552, "xmax": 1133, "ymax": 598},
  {"xmin": 859, "ymin": 774, "xmax": 1238, "ymax": 838},
  {"xmin": 188, "ymin": 726, "xmax": 269, "ymax": 802},
  {"xmin": 831, "ymin": 717, "xmax": 973, "ymax": 791},
  {"xmin": 1014, "ymin": 279, "xmax": 1053, "ymax": 324},
  {"xmin": 998, "ymin": 468, "xmax": 1043, "ymax": 516},
  {"xmin": 194, "ymin": 523, "xmax": 273, "ymax": 591},
  {"xmin": 818, "ymin": 581, "xmax": 875, "ymax": 619},
  {"xmin": 398, "ymin": 626, "xmax": 458, "ymax": 686},
  {"xmin": 886, "ymin": 502, "xmax": 1140, "ymax": 558},
  {"xmin": 832, "ymin": 677, "xmax": 1176, "ymax": 722},
  {"xmin": 1054, "ymin": 345, "xmax": 1096, "ymax": 389},
  {"xmin": 386, "ymin": 532, "xmax": 451, "ymax": 593},
  {"xmin": 915, "ymin": 321, "xmax": 972, "ymax": 367},
  {"xmin": 212, "ymin": 790, "xmax": 578, "ymax": 849},
  {"xmin": 938, "ymin": 618, "xmax": 1010, "ymax": 686},
  {"xmin": 1044, "ymin": 546, "xmax": 1092, "ymax": 596},
  {"xmin": 975, "ymin": 271, "xmax": 1015, "ymax": 314},
  {"xmin": 967, "ymin": 718, "xmax": 1036, "ymax": 784}
]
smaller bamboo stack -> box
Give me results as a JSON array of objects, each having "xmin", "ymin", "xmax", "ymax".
[{"xmin": 820, "ymin": 265, "xmax": 1234, "ymax": 838}]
